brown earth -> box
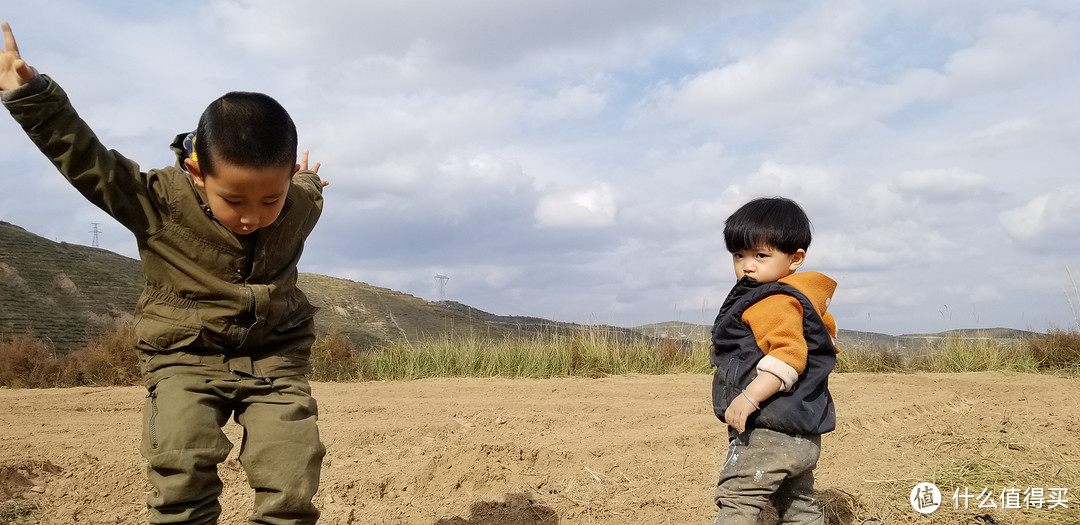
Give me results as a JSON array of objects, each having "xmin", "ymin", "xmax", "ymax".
[{"xmin": 0, "ymin": 372, "xmax": 1077, "ymax": 525}]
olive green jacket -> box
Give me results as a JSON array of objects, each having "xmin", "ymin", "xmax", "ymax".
[{"xmin": 3, "ymin": 74, "xmax": 323, "ymax": 383}]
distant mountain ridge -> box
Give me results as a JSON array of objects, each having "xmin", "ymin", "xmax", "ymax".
[
  {"xmin": 0, "ymin": 221, "xmax": 640, "ymax": 352},
  {"xmin": 1, "ymin": 220, "xmax": 1039, "ymax": 353},
  {"xmin": 634, "ymin": 321, "xmax": 1040, "ymax": 353}
]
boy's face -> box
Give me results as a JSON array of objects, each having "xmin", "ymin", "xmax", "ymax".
[
  {"xmin": 731, "ymin": 245, "xmax": 805, "ymax": 283},
  {"xmin": 186, "ymin": 157, "xmax": 295, "ymax": 235}
]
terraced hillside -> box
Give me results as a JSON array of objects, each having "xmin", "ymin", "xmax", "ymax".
[
  {"xmin": 0, "ymin": 221, "xmax": 142, "ymax": 352},
  {"xmin": 1, "ymin": 221, "xmax": 644, "ymax": 353},
  {"xmin": 296, "ymin": 274, "xmax": 576, "ymax": 349}
]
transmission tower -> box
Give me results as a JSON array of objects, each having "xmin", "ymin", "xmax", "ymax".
[
  {"xmin": 90, "ymin": 222, "xmax": 101, "ymax": 247},
  {"xmin": 434, "ymin": 274, "xmax": 449, "ymax": 302}
]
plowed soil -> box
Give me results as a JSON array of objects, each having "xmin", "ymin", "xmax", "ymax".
[{"xmin": 1, "ymin": 372, "xmax": 1078, "ymax": 524}]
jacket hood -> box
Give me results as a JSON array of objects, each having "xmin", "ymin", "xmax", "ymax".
[
  {"xmin": 778, "ymin": 271, "xmax": 836, "ymax": 316},
  {"xmin": 170, "ymin": 132, "xmax": 195, "ymax": 171}
]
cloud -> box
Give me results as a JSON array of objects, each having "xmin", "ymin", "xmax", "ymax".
[
  {"xmin": 890, "ymin": 168, "xmax": 991, "ymax": 200},
  {"xmin": 201, "ymin": 0, "xmax": 716, "ymax": 78},
  {"xmin": 943, "ymin": 8, "xmax": 1079, "ymax": 94},
  {"xmin": 534, "ymin": 184, "xmax": 618, "ymax": 228},
  {"xmin": 1000, "ymin": 185, "xmax": 1080, "ymax": 245}
]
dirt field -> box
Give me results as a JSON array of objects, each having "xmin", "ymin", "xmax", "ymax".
[{"xmin": 1, "ymin": 371, "xmax": 1078, "ymax": 524}]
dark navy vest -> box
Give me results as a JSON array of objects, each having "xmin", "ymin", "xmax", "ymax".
[{"xmin": 710, "ymin": 276, "xmax": 836, "ymax": 437}]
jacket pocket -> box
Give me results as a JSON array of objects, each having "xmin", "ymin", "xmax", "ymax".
[
  {"xmin": 272, "ymin": 300, "xmax": 319, "ymax": 334},
  {"xmin": 712, "ymin": 358, "xmax": 742, "ymax": 422},
  {"xmin": 134, "ymin": 298, "xmax": 203, "ymax": 352}
]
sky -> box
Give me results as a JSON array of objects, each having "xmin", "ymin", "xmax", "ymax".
[{"xmin": 3, "ymin": 1, "xmax": 1080, "ymax": 336}]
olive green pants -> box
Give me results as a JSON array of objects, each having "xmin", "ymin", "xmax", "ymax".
[{"xmin": 140, "ymin": 374, "xmax": 325, "ymax": 524}]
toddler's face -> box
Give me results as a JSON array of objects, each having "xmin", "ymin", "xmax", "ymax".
[
  {"xmin": 731, "ymin": 245, "xmax": 804, "ymax": 283},
  {"xmin": 191, "ymin": 159, "xmax": 294, "ymax": 235}
]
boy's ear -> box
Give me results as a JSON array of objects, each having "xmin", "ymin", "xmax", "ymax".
[
  {"xmin": 293, "ymin": 163, "xmax": 301, "ymax": 175},
  {"xmin": 185, "ymin": 158, "xmax": 206, "ymax": 188},
  {"xmin": 788, "ymin": 249, "xmax": 806, "ymax": 272}
]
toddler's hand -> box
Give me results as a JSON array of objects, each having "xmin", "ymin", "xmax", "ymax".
[{"xmin": 724, "ymin": 394, "xmax": 758, "ymax": 434}]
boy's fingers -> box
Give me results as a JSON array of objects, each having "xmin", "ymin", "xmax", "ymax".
[{"xmin": 2, "ymin": 22, "xmax": 20, "ymax": 55}]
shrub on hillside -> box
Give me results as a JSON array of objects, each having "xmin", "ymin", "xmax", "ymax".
[
  {"xmin": 64, "ymin": 321, "xmax": 140, "ymax": 386},
  {"xmin": 0, "ymin": 335, "xmax": 62, "ymax": 388},
  {"xmin": 310, "ymin": 330, "xmax": 360, "ymax": 381}
]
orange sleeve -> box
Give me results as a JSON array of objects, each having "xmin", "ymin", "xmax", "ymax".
[{"xmin": 741, "ymin": 294, "xmax": 808, "ymax": 374}]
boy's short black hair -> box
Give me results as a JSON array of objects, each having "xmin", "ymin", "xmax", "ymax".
[
  {"xmin": 724, "ymin": 197, "xmax": 812, "ymax": 254},
  {"xmin": 193, "ymin": 91, "xmax": 297, "ymax": 176}
]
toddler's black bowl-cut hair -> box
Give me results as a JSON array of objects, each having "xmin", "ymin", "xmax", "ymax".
[{"xmin": 723, "ymin": 197, "xmax": 812, "ymax": 255}]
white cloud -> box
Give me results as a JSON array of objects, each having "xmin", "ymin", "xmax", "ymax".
[
  {"xmin": 534, "ymin": 184, "xmax": 618, "ymax": 228},
  {"xmin": 890, "ymin": 168, "xmax": 991, "ymax": 200},
  {"xmin": 523, "ymin": 83, "xmax": 609, "ymax": 123},
  {"xmin": 718, "ymin": 162, "xmax": 840, "ymax": 210},
  {"xmin": 943, "ymin": 8, "xmax": 1079, "ymax": 93},
  {"xmin": 1000, "ymin": 185, "xmax": 1080, "ymax": 244}
]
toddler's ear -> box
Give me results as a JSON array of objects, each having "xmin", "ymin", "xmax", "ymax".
[
  {"xmin": 185, "ymin": 158, "xmax": 206, "ymax": 188},
  {"xmin": 788, "ymin": 249, "xmax": 806, "ymax": 272}
]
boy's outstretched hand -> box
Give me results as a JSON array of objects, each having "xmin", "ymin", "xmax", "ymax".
[
  {"xmin": 298, "ymin": 149, "xmax": 329, "ymax": 187},
  {"xmin": 1, "ymin": 22, "xmax": 35, "ymax": 91}
]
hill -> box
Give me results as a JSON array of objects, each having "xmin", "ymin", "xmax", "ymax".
[
  {"xmin": 634, "ymin": 320, "xmax": 1040, "ymax": 353},
  {"xmin": 0, "ymin": 221, "xmax": 641, "ymax": 352},
  {"xmin": 0, "ymin": 221, "xmax": 143, "ymax": 351}
]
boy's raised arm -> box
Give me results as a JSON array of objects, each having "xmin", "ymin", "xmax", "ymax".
[{"xmin": 1, "ymin": 22, "xmax": 35, "ymax": 91}]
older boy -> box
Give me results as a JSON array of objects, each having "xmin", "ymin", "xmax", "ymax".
[
  {"xmin": 2, "ymin": 22, "xmax": 328, "ymax": 524},
  {"xmin": 709, "ymin": 197, "xmax": 839, "ymax": 525}
]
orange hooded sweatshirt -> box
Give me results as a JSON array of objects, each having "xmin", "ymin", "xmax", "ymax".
[{"xmin": 741, "ymin": 271, "xmax": 838, "ymax": 391}]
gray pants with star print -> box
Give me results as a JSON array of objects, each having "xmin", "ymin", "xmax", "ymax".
[{"xmin": 713, "ymin": 427, "xmax": 824, "ymax": 525}]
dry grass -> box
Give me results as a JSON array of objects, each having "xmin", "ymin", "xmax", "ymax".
[
  {"xmin": 837, "ymin": 331, "xmax": 1080, "ymax": 377},
  {"xmin": 3, "ymin": 320, "xmax": 1079, "ymax": 390},
  {"xmin": 0, "ymin": 321, "xmax": 139, "ymax": 388},
  {"xmin": 0, "ymin": 334, "xmax": 61, "ymax": 388}
]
